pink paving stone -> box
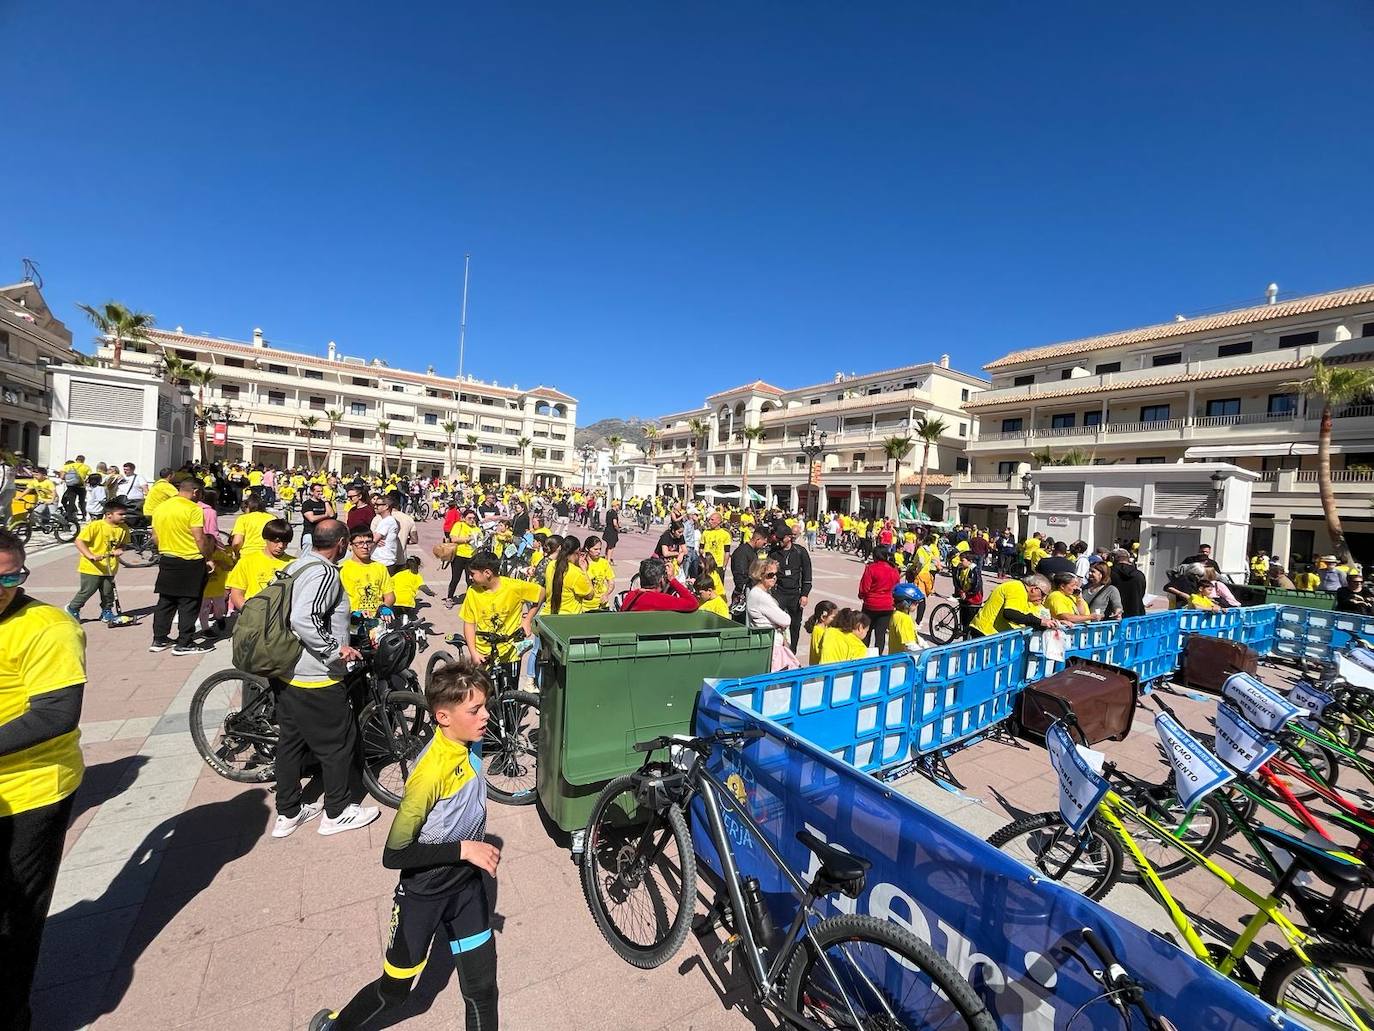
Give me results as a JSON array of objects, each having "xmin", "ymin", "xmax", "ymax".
[
  {"xmin": 193, "ymin": 924, "xmax": 331, "ymax": 1018},
  {"xmin": 90, "ymin": 944, "xmax": 213, "ymax": 1030}
]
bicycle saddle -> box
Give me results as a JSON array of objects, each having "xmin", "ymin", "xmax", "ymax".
[
  {"xmin": 1253, "ymin": 824, "xmax": 1367, "ymax": 890},
  {"xmin": 797, "ymin": 830, "xmax": 870, "ymax": 898}
]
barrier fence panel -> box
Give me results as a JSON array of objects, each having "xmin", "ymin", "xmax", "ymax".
[
  {"xmin": 1025, "ymin": 621, "xmax": 1118, "ymax": 680},
  {"xmin": 692, "ymin": 683, "xmax": 1292, "ymax": 1030},
  {"xmin": 1273, "ymin": 605, "xmax": 1374, "ymax": 664}
]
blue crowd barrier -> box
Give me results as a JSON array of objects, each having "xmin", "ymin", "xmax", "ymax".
[
  {"xmin": 1272, "ymin": 604, "xmax": 1374, "ymax": 664},
  {"xmin": 1024, "ymin": 621, "xmax": 1117, "ymax": 680},
  {"xmin": 691, "ymin": 683, "xmax": 1293, "ymax": 1030}
]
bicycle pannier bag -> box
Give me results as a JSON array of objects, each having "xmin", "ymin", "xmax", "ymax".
[
  {"xmin": 1016, "ymin": 658, "xmax": 1139, "ymax": 745},
  {"xmin": 231, "ymin": 568, "xmax": 308, "ymax": 678},
  {"xmin": 1180, "ymin": 635, "xmax": 1258, "ymax": 693}
]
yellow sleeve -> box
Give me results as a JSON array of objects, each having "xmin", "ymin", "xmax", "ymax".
[{"xmin": 26, "ymin": 615, "xmax": 88, "ymax": 696}]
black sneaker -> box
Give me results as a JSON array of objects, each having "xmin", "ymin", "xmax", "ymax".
[
  {"xmin": 172, "ymin": 642, "xmax": 214, "ymax": 656},
  {"xmin": 149, "ymin": 639, "xmax": 172, "ymax": 653}
]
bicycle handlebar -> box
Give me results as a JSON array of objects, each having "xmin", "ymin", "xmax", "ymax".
[
  {"xmin": 1079, "ymin": 927, "xmax": 1173, "ymax": 1031},
  {"xmin": 633, "ymin": 728, "xmax": 765, "ymax": 755}
]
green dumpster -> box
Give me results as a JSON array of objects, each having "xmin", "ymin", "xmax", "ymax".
[
  {"xmin": 533, "ymin": 610, "xmax": 773, "ymax": 837},
  {"xmin": 1232, "ymin": 585, "xmax": 1335, "ymax": 611}
]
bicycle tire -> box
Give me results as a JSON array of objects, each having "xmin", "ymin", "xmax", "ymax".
[
  {"xmin": 987, "ymin": 812, "xmax": 1122, "ymax": 901},
  {"xmin": 189, "ymin": 669, "xmax": 278, "ymax": 783},
  {"xmin": 581, "ymin": 776, "xmax": 697, "ymax": 969},
  {"xmin": 1259, "ymin": 941, "xmax": 1374, "ymax": 1025},
  {"xmin": 1322, "ymin": 706, "xmax": 1370, "ymax": 755},
  {"xmin": 424, "ymin": 648, "xmax": 459, "ymax": 691},
  {"xmin": 121, "ymin": 531, "xmax": 161, "ymax": 568},
  {"xmin": 784, "ymin": 913, "xmax": 997, "ymax": 1031},
  {"xmin": 1281, "ymin": 737, "xmax": 1341, "ymax": 799},
  {"xmin": 359, "ymin": 689, "xmax": 435, "ymax": 808},
  {"xmin": 53, "ymin": 519, "xmax": 79, "ymax": 544},
  {"xmin": 926, "ymin": 601, "xmax": 960, "ymax": 646},
  {"xmin": 483, "ymin": 690, "xmax": 539, "ymax": 806},
  {"xmin": 13, "ymin": 520, "xmax": 31, "ymax": 544},
  {"xmin": 1117, "ymin": 791, "xmax": 1228, "ymax": 884}
]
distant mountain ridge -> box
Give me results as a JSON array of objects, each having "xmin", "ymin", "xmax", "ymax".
[{"xmin": 575, "ymin": 417, "xmax": 651, "ymax": 451}]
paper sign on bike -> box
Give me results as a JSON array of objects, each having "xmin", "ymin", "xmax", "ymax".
[
  {"xmin": 1289, "ymin": 681, "xmax": 1333, "ymax": 719},
  {"xmin": 1339, "ymin": 649, "xmax": 1374, "ymax": 691},
  {"xmin": 1221, "ymin": 672, "xmax": 1302, "ymax": 733},
  {"xmin": 1213, "ymin": 703, "xmax": 1279, "ymax": 776},
  {"xmin": 1155, "ymin": 713, "xmax": 1234, "ymax": 811},
  {"xmin": 1047, "ymin": 722, "xmax": 1109, "ymax": 834}
]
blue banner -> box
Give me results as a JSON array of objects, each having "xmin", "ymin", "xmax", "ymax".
[
  {"xmin": 693, "ymin": 682, "xmax": 1294, "ymax": 1031},
  {"xmin": 1222, "ymin": 672, "xmax": 1302, "ymax": 733},
  {"xmin": 1156, "ymin": 712, "xmax": 1235, "ymax": 811},
  {"xmin": 1046, "ymin": 723, "xmax": 1109, "ymax": 834}
]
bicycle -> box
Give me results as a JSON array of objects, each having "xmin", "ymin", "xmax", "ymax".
[
  {"xmin": 581, "ymin": 729, "xmax": 997, "ymax": 1030},
  {"xmin": 925, "ymin": 598, "xmax": 963, "ymax": 646},
  {"xmin": 425, "ymin": 627, "xmax": 539, "ymax": 806},
  {"xmin": 189, "ymin": 621, "xmax": 435, "ymax": 807},
  {"xmin": 10, "ymin": 507, "xmax": 78, "ymax": 544}
]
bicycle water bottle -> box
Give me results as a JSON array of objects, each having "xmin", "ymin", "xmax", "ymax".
[{"xmin": 741, "ymin": 877, "xmax": 777, "ymax": 949}]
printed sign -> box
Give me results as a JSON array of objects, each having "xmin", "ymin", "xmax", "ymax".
[
  {"xmin": 1213, "ymin": 703, "xmax": 1279, "ymax": 776},
  {"xmin": 1156, "ymin": 713, "xmax": 1234, "ymax": 811},
  {"xmin": 809, "ymin": 460, "xmax": 823, "ymax": 488},
  {"xmin": 1046, "ymin": 515, "xmax": 1069, "ymax": 527},
  {"xmin": 1047, "ymin": 722, "xmax": 1110, "ymax": 834},
  {"xmin": 213, "ymin": 421, "xmax": 228, "ymax": 445},
  {"xmin": 1221, "ymin": 672, "xmax": 1302, "ymax": 733},
  {"xmin": 1290, "ymin": 681, "xmax": 1333, "ymax": 719}
]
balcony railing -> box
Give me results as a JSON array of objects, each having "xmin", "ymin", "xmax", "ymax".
[
  {"xmin": 1297, "ymin": 469, "xmax": 1374, "ymax": 483},
  {"xmin": 972, "ymin": 409, "xmax": 1324, "ymax": 444}
]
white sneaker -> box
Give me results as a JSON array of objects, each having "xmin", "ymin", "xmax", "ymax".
[
  {"xmin": 318, "ymin": 803, "xmax": 381, "ymax": 836},
  {"xmin": 271, "ymin": 801, "xmax": 323, "ymax": 838}
]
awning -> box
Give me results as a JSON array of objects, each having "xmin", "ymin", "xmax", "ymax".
[{"xmin": 1183, "ymin": 442, "xmax": 1321, "ymax": 459}]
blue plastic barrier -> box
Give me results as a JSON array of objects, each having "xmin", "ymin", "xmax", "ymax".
[
  {"xmin": 1272, "ymin": 605, "xmax": 1374, "ymax": 664},
  {"xmin": 1024, "ymin": 621, "xmax": 1118, "ymax": 680},
  {"xmin": 1238, "ymin": 605, "xmax": 1280, "ymax": 656},
  {"xmin": 691, "ymin": 683, "xmax": 1293, "ymax": 1030},
  {"xmin": 1111, "ymin": 610, "xmax": 1184, "ymax": 687}
]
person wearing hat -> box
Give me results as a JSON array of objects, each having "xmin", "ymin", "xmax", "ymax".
[
  {"xmin": 1317, "ymin": 555, "xmax": 1348, "ymax": 594},
  {"xmin": 1335, "ymin": 572, "xmax": 1373, "ymax": 614},
  {"xmin": 769, "ymin": 525, "xmax": 812, "ymax": 651}
]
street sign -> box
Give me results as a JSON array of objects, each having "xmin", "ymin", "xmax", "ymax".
[{"xmin": 213, "ymin": 422, "xmax": 227, "ymax": 445}]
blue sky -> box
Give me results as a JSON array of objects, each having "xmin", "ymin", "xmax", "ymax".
[{"xmin": 4, "ymin": 2, "xmax": 1373, "ymax": 422}]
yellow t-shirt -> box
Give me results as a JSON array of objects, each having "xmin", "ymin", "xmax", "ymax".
[
  {"xmin": 1046, "ymin": 591, "xmax": 1088, "ymax": 619},
  {"xmin": 545, "ymin": 562, "xmax": 593, "ymax": 615},
  {"xmin": 233, "ymin": 511, "xmax": 274, "ymax": 554},
  {"xmin": 390, "ymin": 569, "xmax": 425, "ymax": 608},
  {"xmin": 449, "ymin": 520, "xmax": 479, "ymax": 559},
  {"xmin": 152, "ymin": 495, "xmax": 205, "ymax": 560},
  {"xmin": 142, "ymin": 478, "xmax": 178, "ymax": 516},
  {"xmin": 701, "ymin": 528, "xmax": 731, "ymax": 567},
  {"xmin": 820, "ymin": 630, "xmax": 869, "ymax": 665},
  {"xmin": 1189, "ymin": 594, "xmax": 1219, "ymax": 611},
  {"xmin": 0, "ymin": 598, "xmax": 85, "ymax": 816},
  {"xmin": 809, "ymin": 625, "xmax": 828, "ymax": 665},
  {"xmin": 1295, "ymin": 572, "xmax": 1320, "ymax": 591},
  {"xmin": 76, "ymin": 519, "xmax": 129, "ymax": 577},
  {"xmin": 204, "ymin": 547, "xmax": 236, "ymax": 598},
  {"xmin": 248, "ymin": 470, "xmax": 264, "ymax": 487},
  {"xmin": 225, "ymin": 551, "xmax": 291, "ymax": 601},
  {"xmin": 969, "ymin": 580, "xmax": 1033, "ymax": 637},
  {"xmin": 586, "ymin": 557, "xmax": 615, "ymax": 610},
  {"xmin": 340, "ymin": 558, "xmax": 393, "ymax": 616},
  {"xmin": 699, "ymin": 595, "xmax": 730, "ymax": 619},
  {"xmin": 32, "ymin": 479, "xmax": 56, "ymax": 503},
  {"xmin": 888, "ymin": 609, "xmax": 918, "ymax": 653},
  {"xmin": 460, "ymin": 578, "xmax": 543, "ymax": 662}
]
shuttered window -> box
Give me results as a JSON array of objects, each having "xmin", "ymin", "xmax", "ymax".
[
  {"xmin": 1039, "ymin": 483, "xmax": 1084, "ymax": 510},
  {"xmin": 1154, "ymin": 483, "xmax": 1219, "ymax": 518},
  {"xmin": 69, "ymin": 380, "xmax": 143, "ymax": 426}
]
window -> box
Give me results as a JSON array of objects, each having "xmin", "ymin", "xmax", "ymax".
[
  {"xmin": 902, "ymin": 380, "xmax": 920, "ymax": 390},
  {"xmin": 349, "ymin": 429, "xmax": 364, "ymax": 442},
  {"xmin": 221, "ymin": 384, "xmax": 239, "ymax": 400},
  {"xmin": 960, "ymin": 388, "xmax": 970, "ymax": 401},
  {"xmin": 551, "ymin": 450, "xmax": 565, "ymax": 461},
  {"xmin": 1279, "ymin": 331, "xmax": 1318, "ymax": 348},
  {"xmin": 1094, "ymin": 362, "xmax": 1121, "ymax": 375},
  {"xmin": 1261, "ymin": 455, "xmax": 1301, "ymax": 471},
  {"xmin": 1050, "ymin": 413, "xmax": 1075, "ymax": 429},
  {"xmin": 1218, "ymin": 341, "xmax": 1253, "ymax": 357},
  {"xmin": 423, "ymin": 413, "xmax": 438, "ymax": 426},
  {"xmin": 302, "ymin": 369, "xmax": 323, "ymax": 380},
  {"xmin": 1268, "ymin": 393, "xmax": 1298, "ymax": 415},
  {"xmin": 391, "ymin": 385, "xmax": 405, "ymax": 393},
  {"xmin": 1001, "ymin": 418, "xmax": 1023, "ymax": 433},
  {"xmin": 481, "ymin": 423, "xmax": 499, "ymax": 434},
  {"xmin": 175, "ymin": 348, "xmax": 197, "ymax": 361},
  {"xmin": 867, "ymin": 386, "xmax": 881, "ymax": 396},
  {"xmin": 808, "ymin": 398, "xmax": 820, "ymax": 405},
  {"xmin": 1083, "ymin": 411, "xmax": 1102, "ymax": 427},
  {"xmin": 1013, "ymin": 375, "xmax": 1034, "ymax": 386},
  {"xmin": 1362, "ymin": 323, "xmax": 1374, "ymax": 339},
  {"xmin": 223, "ymin": 356, "xmax": 244, "ymax": 368},
  {"xmin": 352, "ymin": 376, "xmax": 371, "ymax": 387},
  {"xmin": 309, "ymin": 395, "xmax": 326, "ymax": 411},
  {"xmin": 1060, "ymin": 369, "xmax": 1074, "ymax": 380},
  {"xmin": 1151, "ymin": 352, "xmax": 1182, "ymax": 367},
  {"xmin": 997, "ymin": 461, "xmax": 1018, "ymax": 477},
  {"xmin": 0, "ymin": 330, "xmax": 8, "ymax": 357},
  {"xmin": 959, "ymin": 422, "xmax": 967, "ymax": 436},
  {"xmin": 1140, "ymin": 404, "xmax": 1171, "ymax": 423},
  {"xmin": 1135, "ymin": 457, "xmax": 1166, "ymax": 465},
  {"xmin": 349, "ymin": 401, "xmax": 367, "ymax": 417},
  {"xmin": 955, "ymin": 456, "xmax": 969, "ymax": 473},
  {"xmin": 267, "ymin": 364, "xmax": 288, "ymax": 375},
  {"xmin": 1205, "ymin": 398, "xmax": 1241, "ymax": 417},
  {"xmin": 267, "ymin": 390, "xmax": 286, "ymax": 406}
]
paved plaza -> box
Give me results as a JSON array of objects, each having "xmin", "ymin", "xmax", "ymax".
[{"xmin": 22, "ymin": 512, "xmax": 1334, "ymax": 1029}]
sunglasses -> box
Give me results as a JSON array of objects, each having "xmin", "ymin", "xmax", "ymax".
[
  {"xmin": 0, "ymin": 567, "xmax": 30, "ymax": 589},
  {"xmin": 764, "ymin": 572, "xmax": 778, "ymax": 579}
]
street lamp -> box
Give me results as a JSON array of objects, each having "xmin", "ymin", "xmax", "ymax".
[
  {"xmin": 580, "ymin": 443, "xmax": 596, "ymax": 490},
  {"xmin": 797, "ymin": 420, "xmax": 829, "ymax": 520}
]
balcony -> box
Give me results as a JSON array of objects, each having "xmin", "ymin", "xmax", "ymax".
[
  {"xmin": 758, "ymin": 386, "xmax": 931, "ymax": 423},
  {"xmin": 969, "ymin": 409, "xmax": 1330, "ymax": 449}
]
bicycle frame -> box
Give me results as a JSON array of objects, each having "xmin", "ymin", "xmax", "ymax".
[{"xmin": 1288, "ymin": 722, "xmax": 1374, "ymax": 786}]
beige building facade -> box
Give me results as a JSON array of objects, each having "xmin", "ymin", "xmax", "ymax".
[{"xmin": 1, "ymin": 278, "xmax": 79, "ymax": 464}]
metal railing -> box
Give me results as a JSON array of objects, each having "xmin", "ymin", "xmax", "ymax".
[{"xmin": 1297, "ymin": 469, "xmax": 1374, "ymax": 483}]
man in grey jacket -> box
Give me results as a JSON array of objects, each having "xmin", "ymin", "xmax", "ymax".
[{"xmin": 270, "ymin": 518, "xmax": 381, "ymax": 839}]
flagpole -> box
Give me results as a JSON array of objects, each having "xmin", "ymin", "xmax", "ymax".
[{"xmin": 456, "ymin": 254, "xmax": 470, "ymax": 481}]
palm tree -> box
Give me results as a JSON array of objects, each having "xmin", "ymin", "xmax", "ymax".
[
  {"xmin": 187, "ymin": 365, "xmax": 217, "ymax": 463},
  {"xmin": 740, "ymin": 425, "xmax": 765, "ymax": 508},
  {"xmin": 1031, "ymin": 447, "xmax": 1095, "ymax": 467},
  {"xmin": 687, "ymin": 417, "xmax": 708, "ymax": 501},
  {"xmin": 441, "ymin": 419, "xmax": 458, "ymax": 477},
  {"xmin": 607, "ymin": 435, "xmax": 623, "ymax": 465},
  {"xmin": 77, "ymin": 301, "xmax": 155, "ymax": 370},
  {"xmin": 643, "ymin": 425, "xmax": 659, "ymax": 459},
  {"xmin": 1286, "ymin": 358, "xmax": 1374, "ymax": 562},
  {"xmin": 882, "ymin": 436, "xmax": 915, "ymax": 520},
  {"xmin": 517, "ymin": 435, "xmax": 533, "ymax": 486},
  {"xmin": 912, "ymin": 415, "xmax": 950, "ymax": 520},
  {"xmin": 466, "ymin": 433, "xmax": 479, "ymax": 481},
  {"xmin": 376, "ymin": 419, "xmax": 391, "ymax": 477},
  {"xmin": 323, "ymin": 408, "xmax": 344, "ymax": 473},
  {"xmin": 299, "ymin": 415, "xmax": 320, "ymax": 472},
  {"xmin": 158, "ymin": 351, "xmax": 194, "ymax": 385}
]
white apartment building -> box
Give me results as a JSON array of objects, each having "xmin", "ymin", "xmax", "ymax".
[
  {"xmin": 1, "ymin": 276, "xmax": 79, "ymax": 464},
  {"xmin": 950, "ymin": 282, "xmax": 1374, "ymax": 568},
  {"xmin": 649, "ymin": 358, "xmax": 987, "ymax": 517},
  {"xmin": 95, "ymin": 327, "xmax": 580, "ymax": 484}
]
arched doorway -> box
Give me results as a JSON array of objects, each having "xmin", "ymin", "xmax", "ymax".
[{"xmin": 1093, "ymin": 494, "xmax": 1140, "ymax": 550}]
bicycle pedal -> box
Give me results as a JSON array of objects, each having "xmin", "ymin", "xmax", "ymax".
[{"xmin": 713, "ymin": 934, "xmax": 741, "ymax": 964}]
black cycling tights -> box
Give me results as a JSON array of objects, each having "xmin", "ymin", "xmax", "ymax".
[{"xmin": 329, "ymin": 935, "xmax": 498, "ymax": 1031}]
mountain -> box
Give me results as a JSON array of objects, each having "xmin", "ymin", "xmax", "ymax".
[{"xmin": 575, "ymin": 417, "xmax": 652, "ymax": 451}]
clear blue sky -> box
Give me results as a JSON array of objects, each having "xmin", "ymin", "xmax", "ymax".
[{"xmin": 5, "ymin": 2, "xmax": 1372, "ymax": 422}]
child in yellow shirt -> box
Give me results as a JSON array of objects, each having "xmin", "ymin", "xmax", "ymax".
[
  {"xmin": 819, "ymin": 609, "xmax": 870, "ymax": 664},
  {"xmin": 804, "ymin": 600, "xmax": 838, "ymax": 665},
  {"xmin": 390, "ymin": 555, "xmax": 433, "ymax": 622},
  {"xmin": 888, "ymin": 588, "xmax": 922, "ymax": 654},
  {"xmin": 201, "ymin": 545, "xmax": 236, "ymax": 638},
  {"xmin": 694, "ymin": 576, "xmax": 731, "ymax": 619}
]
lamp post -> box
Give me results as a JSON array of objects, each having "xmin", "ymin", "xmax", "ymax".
[
  {"xmin": 797, "ymin": 420, "xmax": 828, "ymax": 521},
  {"xmin": 580, "ymin": 443, "xmax": 596, "ymax": 490}
]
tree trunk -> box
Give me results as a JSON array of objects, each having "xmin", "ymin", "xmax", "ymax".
[
  {"xmin": 111, "ymin": 335, "xmax": 123, "ymax": 370},
  {"xmin": 892, "ymin": 459, "xmax": 901, "ymax": 521},
  {"xmin": 916, "ymin": 442, "xmax": 932, "ymax": 519},
  {"xmin": 1318, "ymin": 404, "xmax": 1349, "ymax": 562},
  {"xmin": 740, "ymin": 444, "xmax": 750, "ymax": 510}
]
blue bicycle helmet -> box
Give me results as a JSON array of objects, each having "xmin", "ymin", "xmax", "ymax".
[{"xmin": 892, "ymin": 582, "xmax": 925, "ymax": 604}]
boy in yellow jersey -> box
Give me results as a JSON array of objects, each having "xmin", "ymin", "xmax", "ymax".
[
  {"xmin": 341, "ymin": 526, "xmax": 395, "ymax": 619},
  {"xmin": 227, "ymin": 518, "xmax": 294, "ymax": 609},
  {"xmin": 969, "ymin": 575, "xmax": 1062, "ymax": 637},
  {"xmin": 694, "ymin": 575, "xmax": 730, "ymax": 619},
  {"xmin": 460, "ymin": 551, "xmax": 545, "ymax": 669},
  {"xmin": 67, "ymin": 497, "xmax": 130, "ymax": 622},
  {"xmin": 390, "ymin": 556, "xmax": 434, "ymax": 622},
  {"xmin": 584, "ymin": 536, "xmax": 615, "ymax": 611},
  {"xmin": 231, "ymin": 495, "xmax": 274, "ymax": 554},
  {"xmin": 28, "ymin": 470, "xmax": 56, "ymax": 521},
  {"xmin": 141, "ymin": 470, "xmax": 178, "ymax": 517},
  {"xmin": 819, "ymin": 610, "xmax": 871, "ymax": 664},
  {"xmin": 888, "ymin": 584, "xmax": 923, "ymax": 654}
]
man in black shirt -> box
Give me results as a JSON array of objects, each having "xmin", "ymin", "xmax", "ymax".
[
  {"xmin": 299, "ymin": 482, "xmax": 334, "ymax": 552},
  {"xmin": 1181, "ymin": 543, "xmax": 1221, "ymax": 573},
  {"xmin": 1110, "ymin": 550, "xmax": 1147, "ymax": 618},
  {"xmin": 730, "ymin": 526, "xmax": 768, "ymax": 603},
  {"xmin": 1336, "ymin": 574, "xmax": 1374, "ymax": 615},
  {"xmin": 770, "ymin": 528, "xmax": 812, "ymax": 651},
  {"xmin": 1035, "ymin": 541, "xmax": 1076, "ymax": 579}
]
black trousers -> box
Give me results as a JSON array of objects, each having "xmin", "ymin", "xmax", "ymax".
[
  {"xmin": 272, "ymin": 681, "xmax": 358, "ymax": 819},
  {"xmin": 153, "ymin": 556, "xmax": 208, "ymax": 646},
  {"xmin": 774, "ymin": 592, "xmax": 803, "ymax": 652},
  {"xmin": 62, "ymin": 486, "xmax": 86, "ymax": 518},
  {"xmin": 1, "ymin": 795, "xmax": 75, "ymax": 1031},
  {"xmin": 863, "ymin": 608, "xmax": 893, "ymax": 655},
  {"xmin": 447, "ymin": 556, "xmax": 470, "ymax": 601}
]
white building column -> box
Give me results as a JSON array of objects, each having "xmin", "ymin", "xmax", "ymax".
[
  {"xmin": 849, "ymin": 484, "xmax": 860, "ymax": 513},
  {"xmin": 1272, "ymin": 515, "xmax": 1294, "ymax": 566},
  {"xmin": 789, "ymin": 484, "xmax": 799, "ymax": 512}
]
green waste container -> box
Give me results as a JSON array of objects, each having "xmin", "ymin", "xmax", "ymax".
[
  {"xmin": 1232, "ymin": 585, "xmax": 1335, "ymax": 611},
  {"xmin": 533, "ymin": 610, "xmax": 773, "ymax": 836}
]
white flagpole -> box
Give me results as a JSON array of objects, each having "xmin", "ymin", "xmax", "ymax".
[{"xmin": 455, "ymin": 254, "xmax": 470, "ymax": 481}]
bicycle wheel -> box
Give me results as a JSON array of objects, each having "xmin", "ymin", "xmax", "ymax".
[
  {"xmin": 121, "ymin": 532, "xmax": 160, "ymax": 568},
  {"xmin": 189, "ymin": 669, "xmax": 278, "ymax": 783},
  {"xmin": 358, "ymin": 689, "xmax": 435, "ymax": 808},
  {"xmin": 1323, "ymin": 706, "xmax": 1370, "ymax": 755},
  {"xmin": 581, "ymin": 775, "xmax": 696, "ymax": 969},
  {"xmin": 1281, "ymin": 737, "xmax": 1341, "ymax": 798},
  {"xmin": 1118, "ymin": 791, "xmax": 1228, "ymax": 883},
  {"xmin": 13, "ymin": 520, "xmax": 31, "ymax": 544},
  {"xmin": 1260, "ymin": 942, "xmax": 1374, "ymax": 1028},
  {"xmin": 53, "ymin": 518, "xmax": 79, "ymax": 544},
  {"xmin": 926, "ymin": 601, "xmax": 960, "ymax": 646},
  {"xmin": 785, "ymin": 913, "xmax": 996, "ymax": 1030},
  {"xmin": 483, "ymin": 690, "xmax": 539, "ymax": 805},
  {"xmin": 987, "ymin": 812, "xmax": 1122, "ymax": 901},
  {"xmin": 424, "ymin": 648, "xmax": 459, "ymax": 691}
]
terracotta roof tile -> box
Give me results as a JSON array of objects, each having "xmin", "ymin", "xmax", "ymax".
[
  {"xmin": 984, "ymin": 283, "xmax": 1374, "ymax": 371},
  {"xmin": 900, "ymin": 473, "xmax": 953, "ymax": 486},
  {"xmin": 707, "ymin": 380, "xmax": 786, "ymax": 400}
]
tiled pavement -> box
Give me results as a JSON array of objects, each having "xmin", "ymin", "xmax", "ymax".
[{"xmin": 24, "ymin": 513, "xmax": 1346, "ymax": 1028}]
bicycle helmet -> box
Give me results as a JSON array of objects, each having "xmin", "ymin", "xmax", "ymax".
[
  {"xmin": 892, "ymin": 582, "xmax": 925, "ymax": 604},
  {"xmin": 371, "ymin": 627, "xmax": 417, "ymax": 678}
]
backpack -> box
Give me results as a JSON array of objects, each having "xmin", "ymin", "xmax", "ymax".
[
  {"xmin": 231, "ymin": 564, "xmax": 313, "ymax": 678},
  {"xmin": 63, "ymin": 467, "xmax": 81, "ymax": 486}
]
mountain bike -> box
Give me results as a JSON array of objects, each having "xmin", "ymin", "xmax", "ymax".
[
  {"xmin": 925, "ymin": 599, "xmax": 963, "ymax": 646},
  {"xmin": 11, "ymin": 507, "xmax": 78, "ymax": 544},
  {"xmin": 581, "ymin": 729, "xmax": 997, "ymax": 1030},
  {"xmin": 189, "ymin": 621, "xmax": 435, "ymax": 807}
]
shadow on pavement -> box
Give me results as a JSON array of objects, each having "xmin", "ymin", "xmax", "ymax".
[{"xmin": 68, "ymin": 755, "xmax": 150, "ymax": 823}]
